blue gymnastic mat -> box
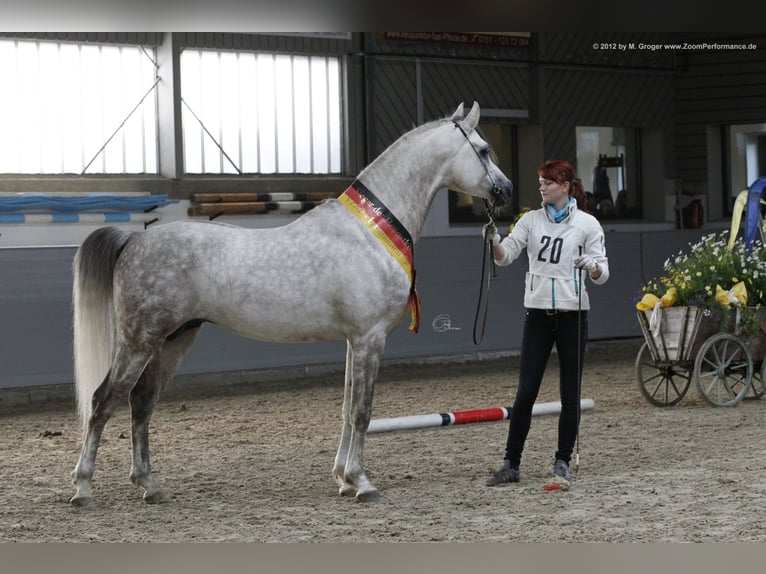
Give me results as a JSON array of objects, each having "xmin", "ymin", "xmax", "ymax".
[{"xmin": 0, "ymin": 194, "xmax": 178, "ymax": 212}]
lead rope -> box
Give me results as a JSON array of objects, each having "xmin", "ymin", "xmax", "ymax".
[
  {"xmin": 473, "ymin": 200, "xmax": 497, "ymax": 345},
  {"xmin": 450, "ymin": 121, "xmax": 502, "ymax": 345}
]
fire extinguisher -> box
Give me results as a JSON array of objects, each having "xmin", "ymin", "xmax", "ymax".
[{"xmin": 683, "ymin": 199, "xmax": 703, "ymax": 229}]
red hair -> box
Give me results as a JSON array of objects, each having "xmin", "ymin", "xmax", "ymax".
[{"xmin": 538, "ymin": 159, "xmax": 589, "ymax": 213}]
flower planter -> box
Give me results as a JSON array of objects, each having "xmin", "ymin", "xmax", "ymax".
[
  {"xmin": 636, "ymin": 305, "xmax": 766, "ymax": 407},
  {"xmin": 635, "ymin": 230, "xmax": 766, "ymax": 406},
  {"xmin": 636, "ymin": 306, "xmax": 732, "ymax": 363}
]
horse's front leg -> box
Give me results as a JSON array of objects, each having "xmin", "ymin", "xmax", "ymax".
[
  {"xmin": 332, "ymin": 341, "xmax": 356, "ymax": 496},
  {"xmin": 334, "ymin": 334, "xmax": 385, "ymax": 502}
]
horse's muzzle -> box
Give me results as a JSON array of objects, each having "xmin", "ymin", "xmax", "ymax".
[{"xmin": 491, "ymin": 180, "xmax": 513, "ymax": 208}]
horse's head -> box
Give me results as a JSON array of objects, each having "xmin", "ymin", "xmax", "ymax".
[{"xmin": 447, "ymin": 102, "xmax": 513, "ymax": 209}]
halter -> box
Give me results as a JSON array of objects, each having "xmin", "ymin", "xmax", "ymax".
[
  {"xmin": 452, "ymin": 121, "xmax": 499, "ymax": 344},
  {"xmin": 452, "ymin": 121, "xmax": 503, "ymax": 218}
]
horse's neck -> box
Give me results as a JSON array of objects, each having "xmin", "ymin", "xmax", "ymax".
[{"xmin": 358, "ymin": 129, "xmax": 450, "ymax": 244}]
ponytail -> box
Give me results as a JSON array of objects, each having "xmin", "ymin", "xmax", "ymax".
[{"xmin": 570, "ymin": 178, "xmax": 589, "ymax": 213}]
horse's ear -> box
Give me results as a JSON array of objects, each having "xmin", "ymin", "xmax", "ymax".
[
  {"xmin": 449, "ymin": 103, "xmax": 465, "ymax": 122},
  {"xmin": 461, "ymin": 101, "xmax": 481, "ymax": 131}
]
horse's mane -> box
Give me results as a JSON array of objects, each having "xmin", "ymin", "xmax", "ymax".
[
  {"xmin": 409, "ymin": 116, "xmax": 451, "ymax": 132},
  {"xmin": 408, "ymin": 116, "xmax": 497, "ymax": 163},
  {"xmin": 388, "ymin": 118, "xmax": 451, "ymax": 149},
  {"xmin": 378, "ymin": 115, "xmax": 496, "ymax": 164}
]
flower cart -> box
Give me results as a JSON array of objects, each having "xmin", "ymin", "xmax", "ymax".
[
  {"xmin": 635, "ymin": 306, "xmax": 766, "ymax": 407},
  {"xmin": 634, "ymin": 230, "xmax": 766, "ymax": 407}
]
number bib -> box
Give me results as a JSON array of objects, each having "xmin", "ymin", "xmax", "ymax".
[{"xmin": 527, "ymin": 219, "xmax": 584, "ymax": 279}]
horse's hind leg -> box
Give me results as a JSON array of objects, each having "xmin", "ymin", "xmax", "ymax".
[
  {"xmin": 127, "ymin": 370, "xmax": 166, "ymax": 504},
  {"xmin": 129, "ymin": 326, "xmax": 200, "ymax": 504},
  {"xmin": 71, "ymin": 347, "xmax": 154, "ymax": 509},
  {"xmin": 70, "ymin": 372, "xmax": 114, "ymax": 509}
]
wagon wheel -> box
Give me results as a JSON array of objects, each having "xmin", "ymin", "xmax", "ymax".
[
  {"xmin": 694, "ymin": 333, "xmax": 753, "ymax": 407},
  {"xmin": 635, "ymin": 342, "xmax": 692, "ymax": 407}
]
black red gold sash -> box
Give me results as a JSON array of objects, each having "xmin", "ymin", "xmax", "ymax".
[{"xmin": 338, "ymin": 180, "xmax": 421, "ymax": 333}]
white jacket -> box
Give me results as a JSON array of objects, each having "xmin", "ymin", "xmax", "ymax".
[{"xmin": 494, "ymin": 202, "xmax": 609, "ymax": 311}]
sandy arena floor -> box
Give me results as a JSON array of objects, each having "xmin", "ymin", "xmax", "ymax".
[{"xmin": 1, "ymin": 338, "xmax": 765, "ymax": 542}]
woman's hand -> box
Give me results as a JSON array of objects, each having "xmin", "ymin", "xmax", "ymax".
[{"xmin": 482, "ymin": 222, "xmax": 501, "ymax": 246}]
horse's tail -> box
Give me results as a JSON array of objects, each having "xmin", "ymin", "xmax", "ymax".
[{"xmin": 72, "ymin": 227, "xmax": 134, "ymax": 431}]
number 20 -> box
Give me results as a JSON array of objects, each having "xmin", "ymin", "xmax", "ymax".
[{"xmin": 538, "ymin": 236, "xmax": 563, "ymax": 264}]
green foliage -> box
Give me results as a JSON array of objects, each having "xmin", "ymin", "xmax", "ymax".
[{"xmin": 640, "ymin": 231, "xmax": 766, "ymax": 311}]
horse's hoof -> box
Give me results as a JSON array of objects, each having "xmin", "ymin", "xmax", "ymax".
[
  {"xmin": 143, "ymin": 491, "xmax": 169, "ymax": 504},
  {"xmin": 70, "ymin": 495, "xmax": 94, "ymax": 510},
  {"xmin": 339, "ymin": 485, "xmax": 356, "ymax": 497},
  {"xmin": 356, "ymin": 489, "xmax": 381, "ymax": 503}
]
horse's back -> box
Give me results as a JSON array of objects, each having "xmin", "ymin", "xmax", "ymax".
[{"xmin": 111, "ymin": 202, "xmax": 411, "ymax": 343}]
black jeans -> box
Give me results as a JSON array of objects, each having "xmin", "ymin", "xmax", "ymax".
[{"xmin": 503, "ymin": 308, "xmax": 588, "ymax": 467}]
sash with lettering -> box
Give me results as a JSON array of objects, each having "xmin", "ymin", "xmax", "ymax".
[{"xmin": 338, "ymin": 180, "xmax": 421, "ymax": 333}]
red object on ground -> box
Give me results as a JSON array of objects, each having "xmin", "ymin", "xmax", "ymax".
[{"xmin": 451, "ymin": 407, "xmax": 507, "ymax": 425}]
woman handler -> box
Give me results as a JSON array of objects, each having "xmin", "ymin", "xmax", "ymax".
[{"xmin": 483, "ymin": 159, "xmax": 609, "ymax": 488}]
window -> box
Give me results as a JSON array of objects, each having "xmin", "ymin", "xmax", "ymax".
[
  {"xmin": 180, "ymin": 49, "xmax": 342, "ymax": 175},
  {"xmin": 729, "ymin": 123, "xmax": 766, "ymax": 197},
  {"xmin": 576, "ymin": 126, "xmax": 641, "ymax": 219},
  {"xmin": 0, "ymin": 39, "xmax": 158, "ymax": 174}
]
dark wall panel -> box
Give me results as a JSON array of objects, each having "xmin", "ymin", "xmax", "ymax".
[
  {"xmin": 367, "ymin": 57, "xmax": 529, "ymax": 158},
  {"xmin": 0, "ymin": 247, "xmax": 76, "ymax": 388},
  {"xmin": 540, "ymin": 67, "xmax": 674, "ymax": 168},
  {"xmin": 673, "ymin": 34, "xmax": 766, "ymax": 185},
  {"xmin": 420, "ymin": 60, "xmax": 528, "ymax": 118},
  {"xmin": 365, "ymin": 58, "xmax": 419, "ymax": 159}
]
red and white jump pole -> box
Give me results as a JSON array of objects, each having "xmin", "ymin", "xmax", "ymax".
[{"xmin": 367, "ymin": 398, "xmax": 595, "ymax": 434}]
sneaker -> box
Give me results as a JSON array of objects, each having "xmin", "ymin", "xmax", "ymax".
[
  {"xmin": 486, "ymin": 460, "xmax": 520, "ymax": 486},
  {"xmin": 551, "ymin": 459, "xmax": 571, "ymax": 484}
]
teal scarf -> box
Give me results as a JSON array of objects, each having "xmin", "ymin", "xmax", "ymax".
[{"xmin": 546, "ymin": 197, "xmax": 575, "ymax": 223}]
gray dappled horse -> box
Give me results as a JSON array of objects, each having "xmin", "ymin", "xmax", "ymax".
[{"xmin": 70, "ymin": 102, "xmax": 513, "ymax": 508}]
